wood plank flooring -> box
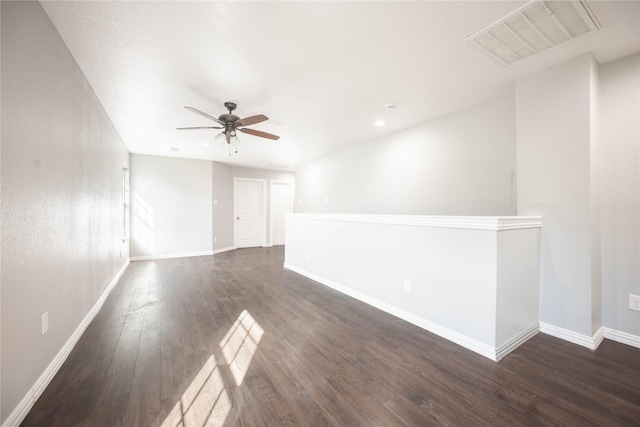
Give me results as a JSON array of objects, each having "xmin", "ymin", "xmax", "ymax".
[{"xmin": 22, "ymin": 247, "xmax": 640, "ymax": 426}]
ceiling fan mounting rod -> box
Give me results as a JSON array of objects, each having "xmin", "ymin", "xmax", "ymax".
[{"xmin": 224, "ymin": 101, "xmax": 237, "ymax": 113}]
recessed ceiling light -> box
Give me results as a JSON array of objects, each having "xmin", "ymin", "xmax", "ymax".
[{"xmin": 374, "ymin": 120, "xmax": 385, "ymax": 127}]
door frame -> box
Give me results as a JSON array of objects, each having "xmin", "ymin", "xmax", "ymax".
[
  {"xmin": 269, "ymin": 180, "xmax": 294, "ymax": 246},
  {"xmin": 233, "ymin": 177, "xmax": 267, "ymax": 248}
]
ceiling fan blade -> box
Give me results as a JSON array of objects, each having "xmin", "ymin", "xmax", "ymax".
[
  {"xmin": 239, "ymin": 127, "xmax": 280, "ymax": 140},
  {"xmin": 176, "ymin": 126, "xmax": 224, "ymax": 130},
  {"xmin": 184, "ymin": 106, "xmax": 225, "ymax": 125},
  {"xmin": 225, "ymin": 132, "xmax": 231, "ymax": 145},
  {"xmin": 235, "ymin": 114, "xmax": 268, "ymax": 127}
]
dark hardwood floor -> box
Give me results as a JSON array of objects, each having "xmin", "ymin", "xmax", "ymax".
[{"xmin": 22, "ymin": 247, "xmax": 640, "ymax": 426}]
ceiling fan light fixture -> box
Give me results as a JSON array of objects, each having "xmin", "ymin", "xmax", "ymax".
[{"xmin": 178, "ymin": 102, "xmax": 280, "ymax": 156}]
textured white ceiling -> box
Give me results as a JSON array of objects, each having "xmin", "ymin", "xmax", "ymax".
[{"xmin": 41, "ymin": 1, "xmax": 640, "ymax": 171}]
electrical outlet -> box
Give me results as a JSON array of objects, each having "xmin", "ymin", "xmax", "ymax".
[
  {"xmin": 42, "ymin": 312, "xmax": 49, "ymax": 335},
  {"xmin": 214, "ymin": 237, "xmax": 217, "ymax": 243},
  {"xmin": 306, "ymin": 251, "xmax": 311, "ymax": 261},
  {"xmin": 629, "ymin": 294, "xmax": 640, "ymax": 311},
  {"xmin": 403, "ymin": 279, "xmax": 411, "ymax": 292}
]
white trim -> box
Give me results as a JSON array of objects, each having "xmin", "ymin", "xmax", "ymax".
[
  {"xmin": 234, "ymin": 177, "xmax": 267, "ymax": 248},
  {"xmin": 130, "ymin": 250, "xmax": 214, "ymax": 261},
  {"xmin": 539, "ymin": 322, "xmax": 604, "ymax": 350},
  {"xmin": 284, "ymin": 262, "xmax": 510, "ymax": 362},
  {"xmin": 285, "ymin": 213, "xmax": 542, "ymax": 231},
  {"xmin": 213, "ymin": 246, "xmax": 236, "ymax": 255},
  {"xmin": 603, "ymin": 327, "xmax": 640, "ymax": 349},
  {"xmin": 2, "ymin": 260, "xmax": 130, "ymax": 427},
  {"xmin": 495, "ymin": 324, "xmax": 540, "ymax": 361},
  {"xmin": 270, "ymin": 180, "xmax": 294, "ymax": 247}
]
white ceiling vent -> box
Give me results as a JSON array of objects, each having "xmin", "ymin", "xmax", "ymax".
[{"xmin": 466, "ymin": 0, "xmax": 600, "ymax": 67}]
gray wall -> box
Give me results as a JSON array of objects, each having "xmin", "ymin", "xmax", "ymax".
[
  {"xmin": 1, "ymin": 1, "xmax": 130, "ymax": 422},
  {"xmin": 130, "ymin": 154, "xmax": 212, "ymax": 258},
  {"xmin": 516, "ymin": 54, "xmax": 600, "ymax": 337},
  {"xmin": 212, "ymin": 161, "xmax": 234, "ymax": 251},
  {"xmin": 294, "ymin": 95, "xmax": 516, "ymax": 215},
  {"xmin": 600, "ymin": 53, "xmax": 640, "ymax": 337}
]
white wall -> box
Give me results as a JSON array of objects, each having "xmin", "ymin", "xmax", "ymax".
[
  {"xmin": 1, "ymin": 2, "xmax": 130, "ymax": 422},
  {"xmin": 130, "ymin": 154, "xmax": 212, "ymax": 259},
  {"xmin": 295, "ymin": 95, "xmax": 516, "ymax": 216},
  {"xmin": 516, "ymin": 54, "xmax": 600, "ymax": 338},
  {"xmin": 600, "ymin": 53, "xmax": 640, "ymax": 337}
]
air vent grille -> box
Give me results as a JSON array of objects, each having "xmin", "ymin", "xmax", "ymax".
[{"xmin": 466, "ymin": 0, "xmax": 600, "ymax": 67}]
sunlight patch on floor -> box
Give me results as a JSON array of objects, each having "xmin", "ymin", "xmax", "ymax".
[
  {"xmin": 161, "ymin": 354, "xmax": 231, "ymax": 427},
  {"xmin": 161, "ymin": 310, "xmax": 264, "ymax": 426},
  {"xmin": 220, "ymin": 309, "xmax": 264, "ymax": 386}
]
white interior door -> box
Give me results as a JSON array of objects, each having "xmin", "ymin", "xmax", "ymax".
[
  {"xmin": 270, "ymin": 181, "xmax": 292, "ymax": 246},
  {"xmin": 235, "ymin": 179, "xmax": 264, "ymax": 248}
]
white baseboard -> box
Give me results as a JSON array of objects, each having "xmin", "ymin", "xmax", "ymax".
[
  {"xmin": 495, "ymin": 324, "xmax": 540, "ymax": 362},
  {"xmin": 213, "ymin": 246, "xmax": 236, "ymax": 255},
  {"xmin": 284, "ymin": 262, "xmax": 520, "ymax": 362},
  {"xmin": 2, "ymin": 260, "xmax": 130, "ymax": 427},
  {"xmin": 130, "ymin": 250, "xmax": 214, "ymax": 261},
  {"xmin": 603, "ymin": 327, "xmax": 640, "ymax": 349},
  {"xmin": 539, "ymin": 322, "xmax": 604, "ymax": 350}
]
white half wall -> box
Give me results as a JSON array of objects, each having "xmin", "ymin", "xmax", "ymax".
[
  {"xmin": 130, "ymin": 154, "xmax": 212, "ymax": 259},
  {"xmin": 294, "ymin": 95, "xmax": 516, "ymax": 216},
  {"xmin": 284, "ymin": 214, "xmax": 542, "ymax": 361}
]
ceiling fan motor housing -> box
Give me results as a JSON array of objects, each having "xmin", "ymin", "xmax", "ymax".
[
  {"xmin": 219, "ymin": 113, "xmax": 240, "ymax": 135},
  {"xmin": 179, "ymin": 102, "xmax": 279, "ymax": 142}
]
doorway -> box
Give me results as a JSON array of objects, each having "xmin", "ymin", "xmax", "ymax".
[{"xmin": 234, "ymin": 178, "xmax": 266, "ymax": 248}]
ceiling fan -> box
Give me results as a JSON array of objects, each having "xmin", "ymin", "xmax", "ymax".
[{"xmin": 177, "ymin": 102, "xmax": 280, "ymax": 146}]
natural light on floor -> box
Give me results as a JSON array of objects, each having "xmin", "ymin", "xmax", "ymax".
[
  {"xmin": 160, "ymin": 310, "xmax": 263, "ymax": 427},
  {"xmin": 220, "ymin": 310, "xmax": 264, "ymax": 386},
  {"xmin": 161, "ymin": 354, "xmax": 231, "ymax": 427}
]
